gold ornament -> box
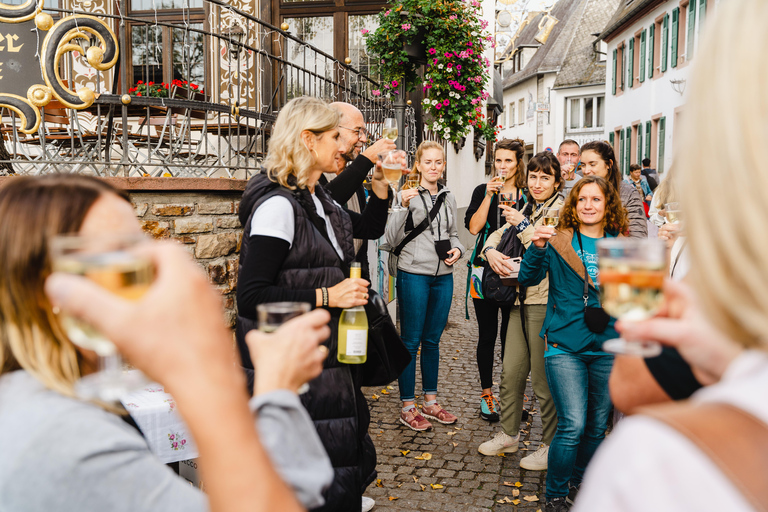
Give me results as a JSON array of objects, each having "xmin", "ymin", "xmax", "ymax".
[
  {"xmin": 27, "ymin": 85, "xmax": 53, "ymax": 107},
  {"xmin": 407, "ymin": 100, "xmax": 412, "ymax": 105},
  {"xmin": 344, "ymin": 57, "xmax": 352, "ymax": 64},
  {"xmin": 280, "ymin": 22, "xmax": 289, "ymax": 31},
  {"xmin": 35, "ymin": 13, "xmax": 54, "ymax": 31},
  {"xmin": 121, "ymin": 94, "xmax": 132, "ymax": 105},
  {"xmin": 86, "ymin": 46, "xmax": 104, "ymax": 67}
]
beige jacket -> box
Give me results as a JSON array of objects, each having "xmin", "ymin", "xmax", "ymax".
[{"xmin": 481, "ymin": 195, "xmax": 564, "ymax": 305}]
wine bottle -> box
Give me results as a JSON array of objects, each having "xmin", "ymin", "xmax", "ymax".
[{"xmin": 337, "ymin": 263, "xmax": 368, "ymax": 364}]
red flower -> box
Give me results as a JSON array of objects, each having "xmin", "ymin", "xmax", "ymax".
[
  {"xmin": 137, "ymin": 80, "xmax": 144, "ymax": 85},
  {"xmin": 148, "ymin": 81, "xmax": 154, "ymax": 86},
  {"xmin": 136, "ymin": 92, "xmax": 142, "ymax": 96},
  {"xmin": 190, "ymin": 83, "xmax": 198, "ymax": 90}
]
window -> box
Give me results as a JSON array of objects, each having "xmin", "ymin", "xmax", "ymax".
[
  {"xmin": 671, "ymin": 7, "xmax": 679, "ymax": 68},
  {"xmin": 698, "ymin": 0, "xmax": 708, "ymax": 35},
  {"xmin": 687, "ymin": 0, "xmax": 697, "ymax": 61},
  {"xmin": 617, "ymin": 42, "xmax": 625, "ymax": 92},
  {"xmin": 648, "ymin": 24, "xmax": 655, "ymax": 79},
  {"xmin": 636, "ymin": 123, "xmax": 643, "ymax": 165},
  {"xmin": 661, "ymin": 13, "xmax": 669, "ymax": 72},
  {"xmin": 612, "ymin": 48, "xmax": 618, "ymax": 94},
  {"xmin": 645, "ymin": 121, "xmax": 652, "ymax": 160},
  {"xmin": 518, "ymin": 99, "xmax": 524, "ymax": 124},
  {"xmin": 349, "ymin": 15, "xmax": 380, "ymax": 84},
  {"xmin": 566, "ymin": 95, "xmax": 604, "ymax": 132},
  {"xmin": 509, "ymin": 103, "xmax": 516, "ymax": 127},
  {"xmin": 619, "ymin": 128, "xmax": 624, "ymax": 172},
  {"xmin": 624, "ymin": 126, "xmax": 632, "ymax": 174},
  {"xmin": 639, "ymin": 30, "xmax": 646, "ymax": 83},
  {"xmin": 658, "ymin": 117, "xmax": 666, "ymax": 173},
  {"xmin": 628, "ymin": 37, "xmax": 634, "ymax": 88}
]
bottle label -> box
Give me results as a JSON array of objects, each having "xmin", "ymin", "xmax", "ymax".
[{"xmin": 345, "ymin": 329, "xmax": 367, "ymax": 356}]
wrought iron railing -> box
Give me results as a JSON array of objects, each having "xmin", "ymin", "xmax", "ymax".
[{"xmin": 0, "ymin": 0, "xmax": 393, "ymax": 178}]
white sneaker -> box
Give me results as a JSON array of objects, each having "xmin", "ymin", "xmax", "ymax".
[
  {"xmin": 520, "ymin": 443, "xmax": 549, "ymax": 470},
  {"xmin": 362, "ymin": 496, "xmax": 375, "ymax": 512},
  {"xmin": 478, "ymin": 430, "xmax": 519, "ymax": 456}
]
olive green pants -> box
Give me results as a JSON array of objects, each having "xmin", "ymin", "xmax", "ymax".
[{"xmin": 499, "ymin": 304, "xmax": 557, "ymax": 445}]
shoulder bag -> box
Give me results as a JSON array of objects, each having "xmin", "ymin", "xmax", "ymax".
[
  {"xmin": 384, "ymin": 191, "xmax": 447, "ymax": 277},
  {"xmin": 481, "ymin": 195, "xmax": 526, "ymax": 305},
  {"xmin": 576, "ymin": 230, "xmax": 611, "ymax": 334}
]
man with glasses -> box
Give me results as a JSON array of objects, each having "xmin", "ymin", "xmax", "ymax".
[{"xmin": 557, "ymin": 139, "xmax": 582, "ymax": 199}]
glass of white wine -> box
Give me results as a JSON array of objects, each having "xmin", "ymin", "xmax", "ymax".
[
  {"xmin": 498, "ymin": 192, "xmax": 514, "ymax": 208},
  {"xmin": 49, "ymin": 233, "xmax": 154, "ymax": 402},
  {"xmin": 403, "ymin": 173, "xmax": 420, "ymax": 190},
  {"xmin": 664, "ymin": 202, "xmax": 681, "ymax": 224},
  {"xmin": 382, "ymin": 118, "xmax": 398, "ymax": 141},
  {"xmin": 379, "ymin": 149, "xmax": 408, "ymax": 212},
  {"xmin": 542, "ymin": 207, "xmax": 559, "ymax": 231},
  {"xmin": 597, "ymin": 238, "xmax": 667, "ymax": 357},
  {"xmin": 257, "ymin": 302, "xmax": 313, "ymax": 393}
]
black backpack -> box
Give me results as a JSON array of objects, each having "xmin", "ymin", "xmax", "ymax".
[{"xmin": 481, "ymin": 198, "xmax": 528, "ymax": 305}]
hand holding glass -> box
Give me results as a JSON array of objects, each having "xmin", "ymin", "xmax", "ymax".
[
  {"xmin": 379, "ymin": 149, "xmax": 408, "ymax": 212},
  {"xmin": 542, "ymin": 207, "xmax": 559, "ymax": 231},
  {"xmin": 257, "ymin": 302, "xmax": 313, "ymax": 393},
  {"xmin": 50, "ymin": 233, "xmax": 153, "ymax": 402},
  {"xmin": 598, "ymin": 238, "xmax": 666, "ymax": 357},
  {"xmin": 664, "ymin": 202, "xmax": 681, "ymax": 224},
  {"xmin": 382, "ymin": 118, "xmax": 398, "ymax": 141}
]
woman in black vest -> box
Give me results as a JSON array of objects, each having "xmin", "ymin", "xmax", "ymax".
[{"xmin": 236, "ymin": 96, "xmax": 391, "ymax": 512}]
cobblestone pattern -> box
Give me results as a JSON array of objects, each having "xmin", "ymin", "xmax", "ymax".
[
  {"xmin": 364, "ymin": 261, "xmax": 547, "ymax": 511},
  {"xmin": 130, "ymin": 191, "xmax": 243, "ymax": 327}
]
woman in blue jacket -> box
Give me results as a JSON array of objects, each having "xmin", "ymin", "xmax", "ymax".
[{"xmin": 518, "ymin": 176, "xmax": 628, "ymax": 512}]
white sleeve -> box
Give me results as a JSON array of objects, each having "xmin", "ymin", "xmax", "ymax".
[{"xmin": 249, "ymin": 196, "xmax": 295, "ymax": 246}]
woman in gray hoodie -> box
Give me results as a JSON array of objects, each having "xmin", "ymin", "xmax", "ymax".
[{"xmin": 385, "ymin": 140, "xmax": 465, "ymax": 432}]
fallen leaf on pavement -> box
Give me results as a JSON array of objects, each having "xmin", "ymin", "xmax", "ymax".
[
  {"xmin": 497, "ymin": 497, "xmax": 514, "ymax": 504},
  {"xmin": 389, "ymin": 496, "xmax": 398, "ymax": 501},
  {"xmin": 524, "ymin": 495, "xmax": 540, "ymax": 502},
  {"xmin": 420, "ymin": 484, "xmax": 426, "ymax": 491},
  {"xmin": 400, "ymin": 450, "xmax": 410, "ymax": 456},
  {"xmin": 513, "ymin": 489, "xmax": 520, "ymax": 497},
  {"xmin": 376, "ymin": 479, "xmax": 382, "ymax": 487},
  {"xmin": 412, "ymin": 476, "xmax": 418, "ymax": 483},
  {"xmin": 371, "ymin": 394, "xmax": 379, "ymax": 400},
  {"xmin": 447, "ymin": 432, "xmax": 456, "ymax": 436},
  {"xmin": 380, "ymin": 389, "xmax": 389, "ymax": 395},
  {"xmin": 452, "ymin": 357, "xmax": 458, "ymax": 360},
  {"xmin": 451, "ymin": 442, "xmax": 458, "ymax": 447},
  {"xmin": 414, "ymin": 452, "xmax": 432, "ymax": 460},
  {"xmin": 514, "ymin": 482, "xmax": 523, "ymax": 487},
  {"xmin": 503, "ymin": 482, "xmax": 515, "ymax": 487},
  {"xmin": 496, "ymin": 453, "xmax": 506, "ymax": 457},
  {"xmin": 387, "ymin": 385, "xmax": 394, "ymax": 390},
  {"xmin": 512, "ymin": 499, "xmax": 521, "ymax": 505},
  {"xmin": 524, "ymin": 441, "xmax": 530, "ymax": 446},
  {"xmin": 430, "ymin": 483, "xmax": 443, "ymax": 489}
]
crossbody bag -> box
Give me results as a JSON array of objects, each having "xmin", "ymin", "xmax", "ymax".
[{"xmin": 575, "ymin": 230, "xmax": 611, "ymax": 334}]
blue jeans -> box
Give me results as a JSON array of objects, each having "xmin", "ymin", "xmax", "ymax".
[
  {"xmin": 545, "ymin": 352, "xmax": 614, "ymax": 499},
  {"xmin": 396, "ymin": 270, "xmax": 453, "ymax": 401}
]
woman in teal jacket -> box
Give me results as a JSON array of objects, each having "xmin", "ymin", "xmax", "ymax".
[{"xmin": 518, "ymin": 176, "xmax": 628, "ymax": 512}]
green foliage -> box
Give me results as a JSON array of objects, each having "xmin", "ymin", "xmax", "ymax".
[{"xmin": 364, "ymin": 0, "xmax": 498, "ymax": 144}]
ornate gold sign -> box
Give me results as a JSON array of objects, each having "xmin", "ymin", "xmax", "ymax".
[{"xmin": 0, "ymin": 0, "xmax": 118, "ymax": 133}]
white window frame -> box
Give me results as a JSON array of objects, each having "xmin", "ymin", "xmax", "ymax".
[
  {"xmin": 508, "ymin": 102, "xmax": 516, "ymax": 127},
  {"xmin": 565, "ymin": 94, "xmax": 605, "ymax": 133}
]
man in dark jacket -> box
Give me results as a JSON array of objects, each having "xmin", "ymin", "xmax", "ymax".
[
  {"xmin": 321, "ymin": 102, "xmax": 395, "ymax": 283},
  {"xmin": 641, "ymin": 158, "xmax": 659, "ymax": 191}
]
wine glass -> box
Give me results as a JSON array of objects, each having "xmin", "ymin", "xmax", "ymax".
[
  {"xmin": 379, "ymin": 149, "xmax": 408, "ymax": 212},
  {"xmin": 664, "ymin": 202, "xmax": 681, "ymax": 224},
  {"xmin": 597, "ymin": 238, "xmax": 666, "ymax": 357},
  {"xmin": 382, "ymin": 118, "xmax": 398, "ymax": 141},
  {"xmin": 542, "ymin": 207, "xmax": 559, "ymax": 232},
  {"xmin": 257, "ymin": 302, "xmax": 313, "ymax": 394},
  {"xmin": 498, "ymin": 192, "xmax": 514, "ymax": 208},
  {"xmin": 49, "ymin": 233, "xmax": 153, "ymax": 402},
  {"xmin": 404, "ymin": 173, "xmax": 420, "ymax": 190}
]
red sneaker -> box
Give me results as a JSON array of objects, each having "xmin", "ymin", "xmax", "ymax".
[
  {"xmin": 400, "ymin": 408, "xmax": 432, "ymax": 431},
  {"xmin": 421, "ymin": 403, "xmax": 458, "ymax": 424}
]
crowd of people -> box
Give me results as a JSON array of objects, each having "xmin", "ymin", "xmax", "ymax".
[{"xmin": 0, "ymin": 2, "xmax": 766, "ymax": 511}]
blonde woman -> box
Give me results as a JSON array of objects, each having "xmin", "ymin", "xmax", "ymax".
[
  {"xmin": 236, "ymin": 96, "xmax": 391, "ymax": 512},
  {"xmin": 385, "ymin": 140, "xmax": 465, "ymax": 431},
  {"xmin": 574, "ymin": 1, "xmax": 768, "ymax": 510},
  {"xmin": 0, "ymin": 175, "xmax": 332, "ymax": 512}
]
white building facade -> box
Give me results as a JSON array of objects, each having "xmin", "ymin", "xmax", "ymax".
[{"xmin": 600, "ymin": 0, "xmax": 714, "ymax": 176}]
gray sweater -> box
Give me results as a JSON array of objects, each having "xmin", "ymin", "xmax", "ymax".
[
  {"xmin": 385, "ymin": 187, "xmax": 465, "ymax": 276},
  {"xmin": 620, "ymin": 180, "xmax": 648, "ymax": 238},
  {"xmin": 0, "ymin": 371, "xmax": 333, "ymax": 512}
]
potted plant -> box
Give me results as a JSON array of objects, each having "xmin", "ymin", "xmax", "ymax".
[
  {"xmin": 128, "ymin": 81, "xmax": 170, "ymax": 97},
  {"xmin": 364, "ymin": 0, "xmax": 498, "ymax": 144},
  {"xmin": 169, "ymin": 79, "xmax": 206, "ymax": 101}
]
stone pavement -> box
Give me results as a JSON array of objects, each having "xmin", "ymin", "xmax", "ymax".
[{"xmin": 363, "ymin": 261, "xmax": 548, "ymax": 511}]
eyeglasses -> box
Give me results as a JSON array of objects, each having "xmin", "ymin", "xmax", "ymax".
[{"xmin": 339, "ymin": 126, "xmax": 369, "ymax": 139}]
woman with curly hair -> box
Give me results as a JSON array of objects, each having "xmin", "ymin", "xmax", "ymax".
[{"xmin": 518, "ymin": 176, "xmax": 628, "ymax": 512}]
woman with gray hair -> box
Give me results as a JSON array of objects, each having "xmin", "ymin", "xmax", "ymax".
[
  {"xmin": 574, "ymin": 1, "xmax": 768, "ymax": 510},
  {"xmin": 236, "ymin": 96, "xmax": 391, "ymax": 512}
]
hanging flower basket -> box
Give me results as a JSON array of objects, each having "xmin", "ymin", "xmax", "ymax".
[{"xmin": 364, "ymin": 0, "xmax": 497, "ymax": 144}]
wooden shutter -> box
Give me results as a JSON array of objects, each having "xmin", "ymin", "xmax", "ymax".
[
  {"xmin": 699, "ymin": 0, "xmax": 707, "ymax": 30},
  {"xmin": 661, "ymin": 14, "xmax": 669, "ymax": 72},
  {"xmin": 612, "ymin": 49, "xmax": 617, "ymax": 95},
  {"xmin": 621, "ymin": 44, "xmax": 626, "ymax": 90},
  {"xmin": 637, "ymin": 126, "xmax": 643, "ymax": 165},
  {"xmin": 658, "ymin": 117, "xmax": 666, "ymax": 173},
  {"xmin": 628, "ymin": 38, "xmax": 634, "ymax": 88},
  {"xmin": 671, "ymin": 8, "xmax": 679, "ymax": 68},
  {"xmin": 648, "ymin": 24, "xmax": 655, "ymax": 79},
  {"xmin": 625, "ymin": 127, "xmax": 632, "ymax": 174},
  {"xmin": 645, "ymin": 121, "xmax": 651, "ymax": 160},
  {"xmin": 609, "ymin": 131, "xmax": 615, "ymax": 147},
  {"xmin": 687, "ymin": 1, "xmax": 696, "ymax": 60},
  {"xmin": 619, "ymin": 129, "xmax": 625, "ymax": 173},
  {"xmin": 640, "ymin": 30, "xmax": 646, "ymax": 82}
]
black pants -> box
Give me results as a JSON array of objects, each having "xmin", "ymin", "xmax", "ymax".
[{"xmin": 472, "ymin": 298, "xmax": 512, "ymax": 390}]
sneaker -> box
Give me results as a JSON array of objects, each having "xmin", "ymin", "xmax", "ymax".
[
  {"xmin": 421, "ymin": 403, "xmax": 458, "ymax": 424},
  {"xmin": 400, "ymin": 408, "xmax": 432, "ymax": 431},
  {"xmin": 565, "ymin": 484, "xmax": 579, "ymax": 506},
  {"xmin": 480, "ymin": 393, "xmax": 500, "ymax": 422},
  {"xmin": 362, "ymin": 496, "xmax": 375, "ymax": 512},
  {"xmin": 520, "ymin": 443, "xmax": 549, "ymax": 470},
  {"xmin": 478, "ymin": 430, "xmax": 519, "ymax": 456},
  {"xmin": 544, "ymin": 497, "xmax": 570, "ymax": 512}
]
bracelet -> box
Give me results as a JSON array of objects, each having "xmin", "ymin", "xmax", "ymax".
[
  {"xmin": 482, "ymin": 246, "xmax": 495, "ymax": 256},
  {"xmin": 321, "ymin": 287, "xmax": 329, "ymax": 307}
]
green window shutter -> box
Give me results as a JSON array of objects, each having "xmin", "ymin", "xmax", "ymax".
[
  {"xmin": 625, "ymin": 127, "xmax": 632, "ymax": 174},
  {"xmin": 609, "ymin": 131, "xmax": 615, "ymax": 147},
  {"xmin": 687, "ymin": 1, "xmax": 696, "ymax": 60},
  {"xmin": 621, "ymin": 45, "xmax": 626, "ymax": 90},
  {"xmin": 699, "ymin": 0, "xmax": 707, "ymax": 32},
  {"xmin": 612, "ymin": 49, "xmax": 617, "ymax": 95},
  {"xmin": 619, "ymin": 129, "xmax": 625, "ymax": 173},
  {"xmin": 628, "ymin": 38, "xmax": 634, "ymax": 88},
  {"xmin": 639, "ymin": 31, "xmax": 646, "ymax": 82},
  {"xmin": 661, "ymin": 14, "xmax": 669, "ymax": 72},
  {"xmin": 648, "ymin": 24, "xmax": 655, "ymax": 79},
  {"xmin": 645, "ymin": 121, "xmax": 651, "ymax": 160},
  {"xmin": 671, "ymin": 8, "xmax": 679, "ymax": 68},
  {"xmin": 658, "ymin": 117, "xmax": 666, "ymax": 174}
]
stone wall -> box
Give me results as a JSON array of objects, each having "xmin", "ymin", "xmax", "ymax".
[{"xmin": 108, "ymin": 178, "xmax": 247, "ymax": 327}]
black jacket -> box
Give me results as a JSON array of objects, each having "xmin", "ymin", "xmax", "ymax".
[{"xmin": 236, "ymin": 172, "xmax": 378, "ymax": 512}]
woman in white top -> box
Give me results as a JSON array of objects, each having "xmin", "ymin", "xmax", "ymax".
[{"xmin": 574, "ymin": 2, "xmax": 768, "ymax": 510}]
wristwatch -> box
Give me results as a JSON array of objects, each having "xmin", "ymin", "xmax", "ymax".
[{"xmin": 482, "ymin": 246, "xmax": 495, "ymax": 256}]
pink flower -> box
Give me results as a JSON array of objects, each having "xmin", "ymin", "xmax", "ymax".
[
  {"xmin": 181, "ymin": 439, "xmax": 187, "ymax": 445},
  {"xmin": 435, "ymin": 104, "xmax": 442, "ymax": 110},
  {"xmin": 173, "ymin": 442, "xmax": 178, "ymax": 448},
  {"xmin": 444, "ymin": 52, "xmax": 453, "ymax": 58},
  {"xmin": 449, "ymin": 14, "xmax": 457, "ymax": 20},
  {"xmin": 443, "ymin": 99, "xmax": 450, "ymax": 106},
  {"xmin": 372, "ymin": 89, "xmax": 381, "ymax": 96},
  {"xmin": 169, "ymin": 434, "xmax": 175, "ymax": 440},
  {"xmin": 391, "ymin": 80, "xmax": 399, "ymax": 87},
  {"xmin": 428, "ymin": 47, "xmax": 436, "ymax": 55},
  {"xmin": 433, "ymin": 58, "xmax": 438, "ymax": 65},
  {"xmin": 401, "ymin": 23, "xmax": 411, "ymax": 30},
  {"xmin": 361, "ymin": 29, "xmax": 369, "ymax": 35},
  {"xmin": 457, "ymin": 65, "xmax": 462, "ymax": 70},
  {"xmin": 385, "ymin": 9, "xmax": 390, "ymax": 14}
]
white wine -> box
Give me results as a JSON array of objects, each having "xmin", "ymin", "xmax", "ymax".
[
  {"xmin": 54, "ymin": 254, "xmax": 153, "ymax": 356},
  {"xmin": 338, "ymin": 263, "xmax": 368, "ymax": 364},
  {"xmin": 543, "ymin": 216, "xmax": 559, "ymax": 227},
  {"xmin": 382, "ymin": 164, "xmax": 402, "ymax": 184},
  {"xmin": 666, "ymin": 210, "xmax": 681, "ymax": 224},
  {"xmin": 600, "ymin": 263, "xmax": 665, "ymax": 321},
  {"xmin": 382, "ymin": 127, "xmax": 398, "ymax": 140}
]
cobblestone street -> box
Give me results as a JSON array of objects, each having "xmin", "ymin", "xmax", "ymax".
[{"xmin": 363, "ymin": 261, "xmax": 547, "ymax": 511}]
